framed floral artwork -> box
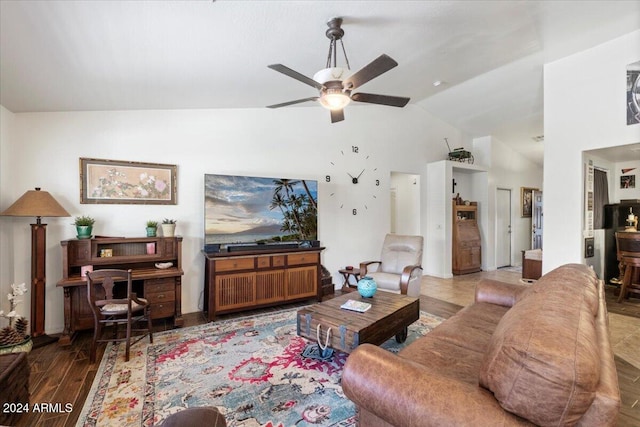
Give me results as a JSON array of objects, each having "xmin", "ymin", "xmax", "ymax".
[{"xmin": 80, "ymin": 158, "xmax": 177, "ymax": 204}]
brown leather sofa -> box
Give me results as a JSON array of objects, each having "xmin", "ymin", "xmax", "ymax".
[{"xmin": 342, "ymin": 264, "xmax": 620, "ymax": 426}]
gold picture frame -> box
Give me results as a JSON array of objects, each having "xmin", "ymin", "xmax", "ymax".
[
  {"xmin": 520, "ymin": 187, "xmax": 538, "ymax": 218},
  {"xmin": 80, "ymin": 158, "xmax": 177, "ymax": 204}
]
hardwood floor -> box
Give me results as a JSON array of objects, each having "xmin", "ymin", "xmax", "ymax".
[{"xmin": 8, "ymin": 291, "xmax": 640, "ymax": 427}]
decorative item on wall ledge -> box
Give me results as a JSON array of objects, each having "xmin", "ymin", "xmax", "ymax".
[
  {"xmin": 0, "ymin": 187, "xmax": 70, "ymax": 347},
  {"xmin": 521, "ymin": 187, "xmax": 538, "ymax": 218},
  {"xmin": 79, "ymin": 158, "xmax": 177, "ymax": 205},
  {"xmin": 161, "ymin": 218, "xmax": 177, "ymax": 237},
  {"xmin": 74, "ymin": 215, "xmax": 95, "ymax": 239},
  {"xmin": 146, "ymin": 220, "xmax": 158, "ymax": 237}
]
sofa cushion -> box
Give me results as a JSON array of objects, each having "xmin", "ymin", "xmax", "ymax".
[
  {"xmin": 516, "ymin": 263, "xmax": 599, "ymax": 317},
  {"xmin": 399, "ymin": 302, "xmax": 509, "ymax": 386},
  {"xmin": 479, "ymin": 264, "xmax": 600, "ymax": 426}
]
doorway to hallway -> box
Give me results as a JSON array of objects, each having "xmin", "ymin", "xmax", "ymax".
[{"xmin": 390, "ymin": 172, "xmax": 420, "ymax": 235}]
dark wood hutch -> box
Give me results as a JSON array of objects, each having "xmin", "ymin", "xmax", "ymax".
[
  {"xmin": 57, "ymin": 236, "xmax": 183, "ymax": 345},
  {"xmin": 203, "ymin": 245, "xmax": 324, "ymax": 321},
  {"xmin": 452, "ymin": 201, "xmax": 482, "ymax": 275}
]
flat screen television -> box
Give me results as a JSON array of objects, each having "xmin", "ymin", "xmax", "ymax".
[{"xmin": 204, "ymin": 174, "xmax": 318, "ymax": 248}]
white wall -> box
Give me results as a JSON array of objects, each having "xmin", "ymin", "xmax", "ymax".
[
  {"xmin": 487, "ymin": 136, "xmax": 543, "ymax": 266},
  {"xmin": 0, "ymin": 105, "xmax": 463, "ymax": 334},
  {"xmin": 390, "ymin": 172, "xmax": 421, "ymax": 235},
  {"xmin": 0, "ymin": 106, "xmax": 15, "ymax": 321},
  {"xmin": 544, "ymin": 30, "xmax": 640, "ymax": 272},
  {"xmin": 424, "ymin": 160, "xmax": 488, "ymax": 278}
]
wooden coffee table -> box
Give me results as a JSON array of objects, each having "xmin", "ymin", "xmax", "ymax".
[{"xmin": 296, "ymin": 291, "xmax": 419, "ymax": 354}]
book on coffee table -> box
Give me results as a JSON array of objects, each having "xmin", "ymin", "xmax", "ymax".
[{"xmin": 340, "ymin": 299, "xmax": 372, "ymax": 313}]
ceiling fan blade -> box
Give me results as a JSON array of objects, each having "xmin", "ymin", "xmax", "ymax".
[
  {"xmin": 268, "ymin": 64, "xmax": 324, "ymax": 90},
  {"xmin": 343, "ymin": 54, "xmax": 399, "ymax": 90},
  {"xmin": 330, "ymin": 109, "xmax": 345, "ymax": 123},
  {"xmin": 267, "ymin": 97, "xmax": 318, "ymax": 109},
  {"xmin": 351, "ymin": 92, "xmax": 410, "ymax": 107}
]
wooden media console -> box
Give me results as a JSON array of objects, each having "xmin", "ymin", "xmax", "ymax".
[{"xmin": 203, "ymin": 246, "xmax": 324, "ymax": 320}]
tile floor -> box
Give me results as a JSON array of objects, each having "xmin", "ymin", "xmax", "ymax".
[{"xmin": 420, "ymin": 269, "xmax": 640, "ymax": 370}]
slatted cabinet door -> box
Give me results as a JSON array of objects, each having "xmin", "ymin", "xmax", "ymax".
[
  {"xmin": 215, "ymin": 272, "xmax": 256, "ymax": 311},
  {"xmin": 286, "ymin": 267, "xmax": 317, "ymax": 299}
]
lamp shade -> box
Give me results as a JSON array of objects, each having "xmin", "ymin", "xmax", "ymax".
[{"xmin": 0, "ymin": 188, "xmax": 70, "ymax": 218}]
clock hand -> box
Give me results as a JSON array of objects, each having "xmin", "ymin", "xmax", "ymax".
[
  {"xmin": 356, "ymin": 169, "xmax": 365, "ymax": 179},
  {"xmin": 347, "ymin": 172, "xmax": 359, "ymax": 184}
]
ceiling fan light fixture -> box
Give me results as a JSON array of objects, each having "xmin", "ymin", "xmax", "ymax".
[
  {"xmin": 313, "ymin": 67, "xmax": 350, "ymax": 85},
  {"xmin": 266, "ymin": 17, "xmax": 410, "ymax": 122},
  {"xmin": 319, "ymin": 91, "xmax": 351, "ymax": 110}
]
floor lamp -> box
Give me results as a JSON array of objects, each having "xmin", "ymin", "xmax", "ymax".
[{"xmin": 1, "ymin": 188, "xmax": 70, "ymax": 347}]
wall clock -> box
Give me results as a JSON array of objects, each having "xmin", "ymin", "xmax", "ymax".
[{"xmin": 326, "ymin": 145, "xmax": 382, "ymax": 215}]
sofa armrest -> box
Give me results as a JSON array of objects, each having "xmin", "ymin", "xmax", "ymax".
[
  {"xmin": 342, "ymin": 344, "xmax": 530, "ymax": 427},
  {"xmin": 474, "ymin": 279, "xmax": 528, "ymax": 307}
]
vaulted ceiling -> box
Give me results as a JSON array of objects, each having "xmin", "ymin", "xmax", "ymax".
[{"xmin": 1, "ymin": 1, "xmax": 638, "ymax": 165}]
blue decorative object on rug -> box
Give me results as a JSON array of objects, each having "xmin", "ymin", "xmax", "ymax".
[
  {"xmin": 76, "ymin": 308, "xmax": 443, "ymax": 427},
  {"xmin": 301, "ymin": 343, "xmax": 334, "ymax": 361},
  {"xmin": 357, "ymin": 276, "xmax": 377, "ymax": 297}
]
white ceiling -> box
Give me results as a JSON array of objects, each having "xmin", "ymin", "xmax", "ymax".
[{"xmin": 1, "ymin": 1, "xmax": 639, "ymax": 165}]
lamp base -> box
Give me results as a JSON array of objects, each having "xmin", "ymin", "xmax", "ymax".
[{"xmin": 32, "ymin": 334, "xmax": 58, "ymax": 349}]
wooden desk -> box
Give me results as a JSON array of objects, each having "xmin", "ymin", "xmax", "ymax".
[{"xmin": 57, "ymin": 237, "xmax": 183, "ymax": 345}]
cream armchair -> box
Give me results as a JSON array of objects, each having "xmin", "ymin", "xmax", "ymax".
[{"xmin": 360, "ymin": 234, "xmax": 424, "ymax": 297}]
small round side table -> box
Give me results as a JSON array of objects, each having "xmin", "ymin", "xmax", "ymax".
[{"xmin": 338, "ymin": 268, "xmax": 361, "ymax": 291}]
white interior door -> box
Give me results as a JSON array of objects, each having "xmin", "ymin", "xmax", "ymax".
[
  {"xmin": 532, "ymin": 190, "xmax": 543, "ymax": 249},
  {"xmin": 496, "ymin": 188, "xmax": 512, "ymax": 267}
]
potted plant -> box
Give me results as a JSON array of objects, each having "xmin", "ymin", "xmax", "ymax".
[
  {"xmin": 74, "ymin": 215, "xmax": 95, "ymax": 239},
  {"xmin": 146, "ymin": 220, "xmax": 158, "ymax": 237},
  {"xmin": 161, "ymin": 218, "xmax": 177, "ymax": 237}
]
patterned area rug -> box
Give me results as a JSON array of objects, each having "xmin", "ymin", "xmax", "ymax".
[{"xmin": 77, "ymin": 307, "xmax": 442, "ymax": 427}]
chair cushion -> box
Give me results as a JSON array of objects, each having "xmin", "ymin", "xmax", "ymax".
[
  {"xmin": 101, "ymin": 298, "xmax": 148, "ymax": 314},
  {"xmin": 367, "ymin": 272, "xmax": 401, "ymax": 292},
  {"xmin": 379, "ymin": 234, "xmax": 423, "ymax": 274},
  {"xmin": 479, "ymin": 264, "xmax": 600, "ymax": 426}
]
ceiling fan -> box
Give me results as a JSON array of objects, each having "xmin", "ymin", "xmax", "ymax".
[{"xmin": 267, "ymin": 17, "xmax": 410, "ymax": 123}]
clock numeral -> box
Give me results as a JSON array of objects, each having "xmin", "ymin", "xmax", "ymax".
[
  {"xmin": 375, "ymin": 179, "xmax": 380, "ymax": 186},
  {"xmin": 352, "ymin": 146, "xmax": 359, "ymax": 153},
  {"xmin": 325, "ymin": 175, "xmax": 331, "ymax": 182},
  {"xmin": 352, "ymin": 208, "xmax": 357, "ymax": 216}
]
